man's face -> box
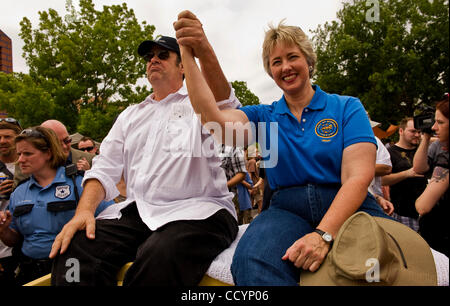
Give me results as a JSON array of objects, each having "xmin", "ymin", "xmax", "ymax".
[
  {"xmin": 145, "ymin": 46, "xmax": 183, "ymax": 85},
  {"xmin": 78, "ymin": 140, "xmax": 97, "ymax": 154},
  {"xmin": 400, "ymin": 120, "xmax": 421, "ymax": 147},
  {"xmin": 53, "ymin": 129, "xmax": 72, "ymax": 157},
  {"xmin": 0, "ymin": 129, "xmax": 18, "ymax": 158}
]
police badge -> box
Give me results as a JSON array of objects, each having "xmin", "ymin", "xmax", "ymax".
[{"xmin": 55, "ymin": 185, "xmax": 71, "ymax": 199}]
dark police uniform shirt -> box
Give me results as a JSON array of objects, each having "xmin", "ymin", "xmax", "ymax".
[{"xmin": 9, "ymin": 166, "xmax": 114, "ymax": 259}]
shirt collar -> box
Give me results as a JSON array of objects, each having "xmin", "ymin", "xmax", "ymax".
[
  {"xmin": 29, "ymin": 166, "xmax": 67, "ymax": 189},
  {"xmin": 140, "ymin": 83, "xmax": 188, "ymax": 106},
  {"xmin": 274, "ymin": 84, "xmax": 326, "ymax": 114}
]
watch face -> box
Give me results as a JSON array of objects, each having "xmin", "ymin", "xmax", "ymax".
[{"xmin": 323, "ymin": 233, "xmax": 333, "ymax": 242}]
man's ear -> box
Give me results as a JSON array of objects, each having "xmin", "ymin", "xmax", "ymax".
[{"xmin": 179, "ymin": 62, "xmax": 185, "ymax": 80}]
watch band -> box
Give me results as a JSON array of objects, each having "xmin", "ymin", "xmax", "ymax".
[{"xmin": 314, "ymin": 229, "xmax": 326, "ymax": 236}]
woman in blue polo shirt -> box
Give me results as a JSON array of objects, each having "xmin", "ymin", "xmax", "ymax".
[
  {"xmin": 0, "ymin": 126, "xmax": 112, "ymax": 284},
  {"xmin": 178, "ymin": 17, "xmax": 390, "ymax": 285}
]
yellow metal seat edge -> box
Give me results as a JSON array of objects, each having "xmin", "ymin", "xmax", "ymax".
[{"xmin": 24, "ymin": 262, "xmax": 231, "ymax": 286}]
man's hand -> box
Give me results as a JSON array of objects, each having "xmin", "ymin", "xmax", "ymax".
[
  {"xmin": 0, "ymin": 210, "xmax": 12, "ymax": 234},
  {"xmin": 282, "ymin": 232, "xmax": 330, "ymax": 272},
  {"xmin": 174, "ymin": 10, "xmax": 211, "ymax": 59},
  {"xmin": 0, "ymin": 179, "xmax": 14, "ymax": 196},
  {"xmin": 49, "ymin": 210, "xmax": 96, "ymax": 258},
  {"xmin": 405, "ymin": 167, "xmax": 424, "ymax": 178},
  {"xmin": 76, "ymin": 157, "xmax": 91, "ymax": 171},
  {"xmin": 375, "ymin": 195, "xmax": 395, "ymax": 216}
]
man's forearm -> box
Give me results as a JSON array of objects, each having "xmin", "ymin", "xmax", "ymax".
[
  {"xmin": 381, "ymin": 171, "xmax": 408, "ymax": 186},
  {"xmin": 0, "ymin": 227, "xmax": 21, "ymax": 247},
  {"xmin": 198, "ymin": 43, "xmax": 230, "ymax": 102},
  {"xmin": 77, "ymin": 179, "xmax": 106, "ymax": 214},
  {"xmin": 375, "ymin": 164, "xmax": 392, "ymax": 177},
  {"xmin": 413, "ymin": 135, "xmax": 431, "ymax": 174}
]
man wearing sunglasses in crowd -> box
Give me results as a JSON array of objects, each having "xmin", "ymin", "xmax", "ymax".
[
  {"xmin": 13, "ymin": 119, "xmax": 94, "ymax": 188},
  {"xmin": 77, "ymin": 136, "xmax": 98, "ymax": 155},
  {"xmin": 0, "ymin": 117, "xmax": 22, "ymax": 285},
  {"xmin": 50, "ymin": 14, "xmax": 241, "ymax": 286}
]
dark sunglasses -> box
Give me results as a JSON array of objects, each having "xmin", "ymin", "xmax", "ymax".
[
  {"xmin": 0, "ymin": 117, "xmax": 21, "ymax": 128},
  {"xmin": 143, "ymin": 50, "xmax": 170, "ymax": 62},
  {"xmin": 62, "ymin": 137, "xmax": 72, "ymax": 145},
  {"xmin": 79, "ymin": 146, "xmax": 94, "ymax": 152}
]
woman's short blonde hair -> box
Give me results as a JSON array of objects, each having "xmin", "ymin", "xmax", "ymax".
[
  {"xmin": 15, "ymin": 126, "xmax": 67, "ymax": 169},
  {"xmin": 262, "ymin": 20, "xmax": 317, "ymax": 78}
]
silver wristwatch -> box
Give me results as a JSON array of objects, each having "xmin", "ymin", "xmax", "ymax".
[{"xmin": 314, "ymin": 228, "xmax": 333, "ymax": 244}]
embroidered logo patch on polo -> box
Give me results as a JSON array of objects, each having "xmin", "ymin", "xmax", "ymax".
[
  {"xmin": 55, "ymin": 185, "xmax": 71, "ymax": 199},
  {"xmin": 315, "ymin": 119, "xmax": 338, "ymax": 140}
]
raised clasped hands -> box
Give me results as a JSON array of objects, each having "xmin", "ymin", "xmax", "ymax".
[
  {"xmin": 282, "ymin": 232, "xmax": 331, "ymax": 272},
  {"xmin": 173, "ymin": 10, "xmax": 211, "ymax": 59}
]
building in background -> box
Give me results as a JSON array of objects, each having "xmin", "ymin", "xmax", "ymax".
[
  {"xmin": 0, "ymin": 30, "xmax": 12, "ymax": 74},
  {"xmin": 0, "ymin": 29, "xmax": 12, "ymax": 118}
]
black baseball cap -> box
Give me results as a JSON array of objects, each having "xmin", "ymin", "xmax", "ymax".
[{"xmin": 138, "ymin": 36, "xmax": 180, "ymax": 57}]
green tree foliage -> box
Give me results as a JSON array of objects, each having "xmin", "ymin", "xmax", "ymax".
[
  {"xmin": 312, "ymin": 0, "xmax": 449, "ymax": 126},
  {"xmin": 16, "ymin": 0, "xmax": 154, "ymax": 139},
  {"xmin": 0, "ymin": 72, "xmax": 55, "ymax": 128},
  {"xmin": 232, "ymin": 80, "xmax": 260, "ymax": 106}
]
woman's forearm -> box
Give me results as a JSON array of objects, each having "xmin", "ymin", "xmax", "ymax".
[
  {"xmin": 180, "ymin": 45, "xmax": 251, "ymax": 146},
  {"xmin": 317, "ymin": 177, "xmax": 369, "ymax": 238},
  {"xmin": 181, "ymin": 45, "xmax": 222, "ymax": 125},
  {"xmin": 318, "ymin": 142, "xmax": 376, "ymax": 238}
]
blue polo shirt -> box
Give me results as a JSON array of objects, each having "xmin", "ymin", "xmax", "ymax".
[
  {"xmin": 9, "ymin": 166, "xmax": 114, "ymax": 259},
  {"xmin": 240, "ymin": 85, "xmax": 376, "ymax": 190}
]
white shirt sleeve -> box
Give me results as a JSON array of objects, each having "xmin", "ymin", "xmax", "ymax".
[
  {"xmin": 216, "ymin": 83, "xmax": 242, "ymax": 110},
  {"xmin": 82, "ymin": 108, "xmax": 128, "ymax": 201},
  {"xmin": 375, "ymin": 137, "xmax": 392, "ymax": 166}
]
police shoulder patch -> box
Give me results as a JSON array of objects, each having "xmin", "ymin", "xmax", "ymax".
[
  {"xmin": 315, "ymin": 119, "xmax": 338, "ymax": 139},
  {"xmin": 55, "ymin": 185, "xmax": 71, "ymax": 199}
]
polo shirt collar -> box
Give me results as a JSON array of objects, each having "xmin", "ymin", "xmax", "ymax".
[
  {"xmin": 29, "ymin": 166, "xmax": 67, "ymax": 189},
  {"xmin": 274, "ymin": 84, "xmax": 326, "ymax": 115}
]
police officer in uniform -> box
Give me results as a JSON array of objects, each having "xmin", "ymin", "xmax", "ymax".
[{"xmin": 0, "ymin": 127, "xmax": 113, "ymax": 285}]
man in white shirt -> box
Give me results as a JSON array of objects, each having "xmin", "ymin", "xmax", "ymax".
[
  {"xmin": 369, "ymin": 135, "xmax": 394, "ymax": 215},
  {"xmin": 50, "ymin": 24, "xmax": 240, "ymax": 285}
]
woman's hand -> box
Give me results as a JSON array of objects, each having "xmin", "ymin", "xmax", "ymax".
[{"xmin": 282, "ymin": 232, "xmax": 331, "ymax": 272}]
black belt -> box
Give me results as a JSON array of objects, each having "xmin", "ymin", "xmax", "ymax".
[{"xmin": 19, "ymin": 254, "xmax": 52, "ymax": 271}]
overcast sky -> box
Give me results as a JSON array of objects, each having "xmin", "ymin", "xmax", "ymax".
[{"xmin": 3, "ymin": 0, "xmax": 344, "ymax": 104}]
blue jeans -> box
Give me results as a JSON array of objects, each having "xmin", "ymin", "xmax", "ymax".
[{"xmin": 231, "ymin": 184, "xmax": 392, "ymax": 286}]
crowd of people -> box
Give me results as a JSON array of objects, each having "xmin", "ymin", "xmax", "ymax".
[{"xmin": 0, "ymin": 10, "xmax": 448, "ymax": 286}]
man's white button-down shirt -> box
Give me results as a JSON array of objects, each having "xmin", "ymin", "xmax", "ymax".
[{"xmin": 84, "ymin": 84, "xmax": 240, "ymax": 230}]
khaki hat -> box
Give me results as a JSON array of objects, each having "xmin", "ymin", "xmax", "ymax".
[{"xmin": 300, "ymin": 212, "xmax": 437, "ymax": 286}]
